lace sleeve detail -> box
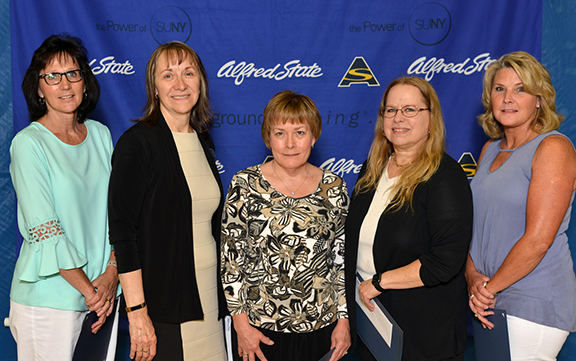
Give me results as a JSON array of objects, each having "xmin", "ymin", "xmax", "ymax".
[
  {"xmin": 18, "ymin": 216, "xmax": 88, "ymax": 282},
  {"xmin": 27, "ymin": 219, "xmax": 65, "ymax": 243}
]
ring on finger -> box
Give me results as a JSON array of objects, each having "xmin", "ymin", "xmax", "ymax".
[
  {"xmin": 243, "ymin": 355, "xmax": 248, "ymax": 358},
  {"xmin": 474, "ymin": 313, "xmax": 479, "ymax": 318},
  {"xmin": 107, "ymin": 298, "xmax": 112, "ymax": 303},
  {"xmin": 469, "ymin": 294, "xmax": 475, "ymax": 300}
]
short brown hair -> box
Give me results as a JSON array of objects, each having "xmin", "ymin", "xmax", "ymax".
[
  {"xmin": 261, "ymin": 90, "xmax": 322, "ymax": 148},
  {"xmin": 478, "ymin": 51, "xmax": 563, "ymax": 138}
]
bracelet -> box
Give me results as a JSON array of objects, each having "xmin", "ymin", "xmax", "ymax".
[
  {"xmin": 372, "ymin": 273, "xmax": 386, "ymax": 293},
  {"xmin": 125, "ymin": 302, "xmax": 147, "ymax": 313},
  {"xmin": 107, "ymin": 260, "xmax": 117, "ymax": 267},
  {"xmin": 483, "ymin": 280, "xmax": 500, "ymax": 297}
]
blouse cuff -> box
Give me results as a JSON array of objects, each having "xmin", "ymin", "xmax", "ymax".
[
  {"xmin": 337, "ymin": 298, "xmax": 348, "ymax": 317},
  {"xmin": 19, "ymin": 233, "xmax": 88, "ymax": 282}
]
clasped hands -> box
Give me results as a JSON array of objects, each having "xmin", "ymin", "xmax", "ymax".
[
  {"xmin": 85, "ymin": 269, "xmax": 119, "ymax": 333},
  {"xmin": 467, "ymin": 273, "xmax": 498, "ymax": 330}
]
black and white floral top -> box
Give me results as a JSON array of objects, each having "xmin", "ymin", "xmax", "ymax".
[{"xmin": 221, "ymin": 165, "xmax": 349, "ymax": 333}]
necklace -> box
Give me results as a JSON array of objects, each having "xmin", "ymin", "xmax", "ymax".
[
  {"xmin": 500, "ymin": 130, "xmax": 533, "ymax": 152},
  {"xmin": 272, "ymin": 161, "xmax": 309, "ymax": 196},
  {"xmin": 391, "ymin": 153, "xmax": 413, "ymax": 168}
]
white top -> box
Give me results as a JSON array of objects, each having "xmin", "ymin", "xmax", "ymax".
[{"xmin": 357, "ymin": 165, "xmax": 398, "ymax": 280}]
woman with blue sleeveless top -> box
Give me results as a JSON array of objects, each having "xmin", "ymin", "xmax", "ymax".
[{"xmin": 467, "ymin": 51, "xmax": 576, "ymax": 360}]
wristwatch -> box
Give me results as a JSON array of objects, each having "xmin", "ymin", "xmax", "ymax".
[{"xmin": 372, "ymin": 273, "xmax": 385, "ymax": 293}]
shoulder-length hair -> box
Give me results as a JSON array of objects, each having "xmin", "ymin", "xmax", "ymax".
[
  {"xmin": 21, "ymin": 34, "xmax": 100, "ymax": 123},
  {"xmin": 261, "ymin": 90, "xmax": 322, "ymax": 148},
  {"xmin": 478, "ymin": 51, "xmax": 563, "ymax": 138},
  {"xmin": 354, "ymin": 76, "xmax": 445, "ymax": 212},
  {"xmin": 138, "ymin": 41, "xmax": 212, "ymax": 133}
]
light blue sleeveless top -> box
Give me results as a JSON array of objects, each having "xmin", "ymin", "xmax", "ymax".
[{"xmin": 470, "ymin": 130, "xmax": 576, "ymax": 332}]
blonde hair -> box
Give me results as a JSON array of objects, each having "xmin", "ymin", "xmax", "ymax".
[
  {"xmin": 478, "ymin": 51, "xmax": 563, "ymax": 138},
  {"xmin": 355, "ymin": 77, "xmax": 445, "ymax": 211},
  {"xmin": 261, "ymin": 90, "xmax": 322, "ymax": 148}
]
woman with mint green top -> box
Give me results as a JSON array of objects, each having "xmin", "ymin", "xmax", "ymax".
[{"xmin": 8, "ymin": 34, "xmax": 119, "ymax": 361}]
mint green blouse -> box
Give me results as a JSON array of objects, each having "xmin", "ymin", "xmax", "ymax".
[{"xmin": 9, "ymin": 120, "xmax": 113, "ymax": 311}]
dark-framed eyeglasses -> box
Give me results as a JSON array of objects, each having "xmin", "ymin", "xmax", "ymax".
[
  {"xmin": 381, "ymin": 105, "xmax": 430, "ymax": 118},
  {"xmin": 39, "ymin": 69, "xmax": 83, "ymax": 85}
]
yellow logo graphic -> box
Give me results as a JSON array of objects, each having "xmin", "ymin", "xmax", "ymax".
[
  {"xmin": 458, "ymin": 152, "xmax": 477, "ymax": 179},
  {"xmin": 338, "ymin": 57, "xmax": 380, "ymax": 87}
]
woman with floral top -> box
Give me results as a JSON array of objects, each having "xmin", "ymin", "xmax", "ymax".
[{"xmin": 221, "ymin": 90, "xmax": 350, "ymax": 361}]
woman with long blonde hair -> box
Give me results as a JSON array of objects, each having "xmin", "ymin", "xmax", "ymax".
[{"xmin": 345, "ymin": 77, "xmax": 473, "ymax": 360}]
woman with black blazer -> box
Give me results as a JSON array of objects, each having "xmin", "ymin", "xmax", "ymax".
[
  {"xmin": 108, "ymin": 42, "xmax": 227, "ymax": 361},
  {"xmin": 345, "ymin": 77, "xmax": 473, "ymax": 360}
]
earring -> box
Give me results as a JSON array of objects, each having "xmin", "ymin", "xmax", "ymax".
[
  {"xmin": 312, "ymin": 144, "xmax": 314, "ymax": 149},
  {"xmin": 83, "ymin": 91, "xmax": 87, "ymax": 98},
  {"xmin": 39, "ymin": 97, "xmax": 45, "ymax": 105}
]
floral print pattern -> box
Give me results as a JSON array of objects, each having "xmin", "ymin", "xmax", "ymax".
[{"xmin": 221, "ymin": 165, "xmax": 348, "ymax": 333}]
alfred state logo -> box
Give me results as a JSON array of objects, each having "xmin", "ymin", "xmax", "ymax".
[
  {"xmin": 458, "ymin": 152, "xmax": 477, "ymax": 179},
  {"xmin": 338, "ymin": 57, "xmax": 380, "ymax": 87}
]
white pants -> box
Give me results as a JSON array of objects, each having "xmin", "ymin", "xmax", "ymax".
[
  {"xmin": 507, "ymin": 315, "xmax": 569, "ymax": 361},
  {"xmin": 9, "ymin": 300, "xmax": 119, "ymax": 361}
]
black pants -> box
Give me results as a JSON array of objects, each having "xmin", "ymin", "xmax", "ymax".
[
  {"xmin": 231, "ymin": 322, "xmax": 336, "ymax": 361},
  {"xmin": 148, "ymin": 321, "xmax": 184, "ymax": 361}
]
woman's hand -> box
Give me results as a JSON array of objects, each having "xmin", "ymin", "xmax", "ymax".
[
  {"xmin": 127, "ymin": 308, "xmax": 157, "ymax": 361},
  {"xmin": 466, "ymin": 268, "xmax": 494, "ymax": 310},
  {"xmin": 90, "ymin": 266, "xmax": 119, "ymax": 318},
  {"xmin": 59, "ymin": 267, "xmax": 106, "ymax": 332},
  {"xmin": 233, "ymin": 314, "xmax": 274, "ymax": 361},
  {"xmin": 358, "ymin": 279, "xmax": 381, "ymax": 312},
  {"xmin": 329, "ymin": 319, "xmax": 351, "ymax": 361},
  {"xmin": 83, "ymin": 264, "xmax": 119, "ymax": 333},
  {"xmin": 465, "ymin": 257, "xmax": 497, "ymax": 329}
]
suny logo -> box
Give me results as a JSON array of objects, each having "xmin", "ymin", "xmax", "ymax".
[
  {"xmin": 338, "ymin": 57, "xmax": 380, "ymax": 87},
  {"xmin": 409, "ymin": 2, "xmax": 452, "ymax": 46},
  {"xmin": 150, "ymin": 6, "xmax": 192, "ymax": 44}
]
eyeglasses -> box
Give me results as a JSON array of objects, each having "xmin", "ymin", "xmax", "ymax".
[
  {"xmin": 39, "ymin": 69, "xmax": 83, "ymax": 85},
  {"xmin": 381, "ymin": 106, "xmax": 430, "ymax": 118}
]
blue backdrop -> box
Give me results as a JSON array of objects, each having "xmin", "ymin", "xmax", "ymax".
[
  {"xmin": 1, "ymin": 1, "xmax": 576, "ymax": 360},
  {"xmin": 9, "ymin": 0, "xmax": 542, "ymax": 188}
]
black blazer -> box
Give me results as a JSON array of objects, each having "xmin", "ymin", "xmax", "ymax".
[
  {"xmin": 345, "ymin": 153, "xmax": 473, "ymax": 360},
  {"xmin": 109, "ymin": 114, "xmax": 227, "ymax": 324}
]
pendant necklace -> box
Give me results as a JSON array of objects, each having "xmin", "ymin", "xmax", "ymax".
[{"xmin": 272, "ymin": 161, "xmax": 309, "ymax": 196}]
